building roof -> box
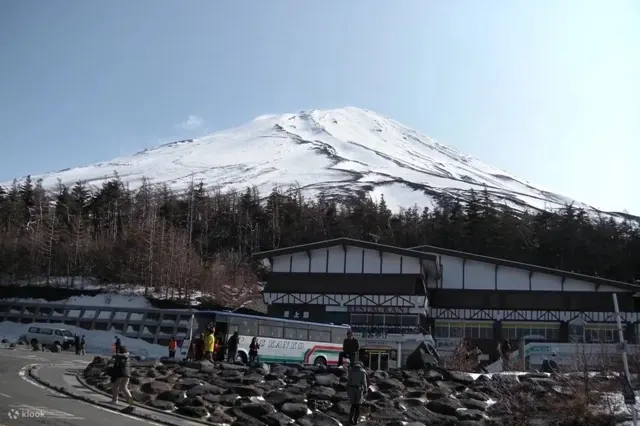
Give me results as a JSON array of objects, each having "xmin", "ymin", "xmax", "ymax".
[
  {"xmin": 252, "ymin": 237, "xmax": 439, "ymax": 262},
  {"xmin": 410, "ymin": 243, "xmax": 640, "ymax": 292}
]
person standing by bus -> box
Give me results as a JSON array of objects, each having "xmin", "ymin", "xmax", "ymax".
[
  {"xmin": 338, "ymin": 331, "xmax": 360, "ymax": 367},
  {"xmin": 249, "ymin": 337, "xmax": 260, "ymax": 364},
  {"xmin": 204, "ymin": 331, "xmax": 215, "ymax": 362},
  {"xmin": 226, "ymin": 331, "xmax": 239, "ymax": 363}
]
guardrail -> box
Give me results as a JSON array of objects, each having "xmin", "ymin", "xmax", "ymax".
[{"xmin": 0, "ymin": 300, "xmax": 196, "ymax": 346}]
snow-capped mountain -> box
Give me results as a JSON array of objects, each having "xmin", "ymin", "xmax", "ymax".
[{"xmin": 2, "ymin": 107, "xmax": 629, "ymax": 218}]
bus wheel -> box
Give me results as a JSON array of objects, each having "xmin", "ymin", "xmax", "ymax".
[
  {"xmin": 313, "ymin": 356, "xmax": 327, "ymax": 366},
  {"xmin": 237, "ymin": 352, "xmax": 248, "ymax": 365}
]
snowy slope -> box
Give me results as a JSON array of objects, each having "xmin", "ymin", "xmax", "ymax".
[{"xmin": 2, "ymin": 107, "xmax": 626, "ymax": 217}]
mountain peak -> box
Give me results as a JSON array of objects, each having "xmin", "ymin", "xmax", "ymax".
[{"xmin": 2, "ymin": 107, "xmax": 626, "ymax": 219}]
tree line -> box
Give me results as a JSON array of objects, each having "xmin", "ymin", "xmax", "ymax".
[{"xmin": 0, "ymin": 175, "xmax": 638, "ymax": 305}]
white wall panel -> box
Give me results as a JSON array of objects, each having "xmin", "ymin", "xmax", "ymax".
[
  {"xmin": 440, "ymin": 256, "xmax": 463, "ymax": 289},
  {"xmin": 496, "ymin": 266, "xmax": 529, "ymax": 290},
  {"xmin": 530, "ymin": 273, "xmax": 562, "ymax": 291},
  {"xmin": 345, "ymin": 247, "xmax": 364, "ymax": 273},
  {"xmin": 381, "ymin": 253, "xmax": 401, "ymax": 274},
  {"xmin": 290, "ymin": 252, "xmax": 309, "ymax": 273},
  {"xmin": 403, "ymin": 257, "xmax": 421, "ymax": 274},
  {"xmin": 327, "ymin": 246, "xmax": 344, "ymax": 273},
  {"xmin": 309, "ymin": 249, "xmax": 327, "ymax": 273},
  {"xmin": 465, "ymin": 260, "xmax": 495, "ymax": 290},
  {"xmin": 363, "ymin": 249, "xmax": 380, "ymax": 273},
  {"xmin": 272, "ymin": 256, "xmax": 291, "ymax": 273}
]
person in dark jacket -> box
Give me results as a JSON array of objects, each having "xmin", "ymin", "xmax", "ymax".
[
  {"xmin": 541, "ymin": 352, "xmax": 560, "ymax": 374},
  {"xmin": 74, "ymin": 334, "xmax": 81, "ymax": 355},
  {"xmin": 226, "ymin": 332, "xmax": 239, "ymax": 363},
  {"xmin": 338, "ymin": 331, "xmax": 360, "ymax": 367},
  {"xmin": 111, "ymin": 346, "xmax": 133, "ymax": 404},
  {"xmin": 114, "ymin": 336, "xmax": 122, "ymax": 354},
  {"xmin": 195, "ymin": 333, "xmax": 205, "ymax": 361},
  {"xmin": 249, "ymin": 337, "xmax": 260, "ymax": 364},
  {"xmin": 347, "ymin": 362, "xmax": 369, "ymax": 425},
  {"xmin": 80, "ymin": 335, "xmax": 86, "ymax": 355}
]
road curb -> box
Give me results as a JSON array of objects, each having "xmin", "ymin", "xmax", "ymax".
[
  {"xmin": 75, "ymin": 372, "xmax": 212, "ymax": 425},
  {"xmin": 25, "ymin": 364, "xmax": 190, "ymax": 426}
]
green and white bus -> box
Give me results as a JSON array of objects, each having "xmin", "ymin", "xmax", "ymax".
[{"xmin": 179, "ymin": 310, "xmax": 351, "ymax": 366}]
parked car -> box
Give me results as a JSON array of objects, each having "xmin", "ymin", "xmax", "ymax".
[{"xmin": 26, "ymin": 326, "xmax": 75, "ymax": 349}]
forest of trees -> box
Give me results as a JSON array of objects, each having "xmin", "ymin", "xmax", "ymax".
[{"xmin": 0, "ymin": 176, "xmax": 638, "ymax": 307}]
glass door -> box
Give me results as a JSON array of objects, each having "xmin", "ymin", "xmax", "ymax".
[
  {"xmin": 364, "ymin": 350, "xmax": 390, "ymax": 370},
  {"xmin": 369, "ymin": 352, "xmax": 380, "ymax": 370},
  {"xmin": 379, "ymin": 352, "xmax": 389, "ymax": 370}
]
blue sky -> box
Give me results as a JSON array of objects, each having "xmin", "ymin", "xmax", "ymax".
[{"xmin": 1, "ymin": 1, "xmax": 638, "ymax": 214}]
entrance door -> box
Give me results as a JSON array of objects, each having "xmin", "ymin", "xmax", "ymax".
[{"xmin": 364, "ymin": 350, "xmax": 390, "ymax": 370}]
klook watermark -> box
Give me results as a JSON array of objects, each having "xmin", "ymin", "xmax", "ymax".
[{"xmin": 7, "ymin": 407, "xmax": 45, "ymax": 420}]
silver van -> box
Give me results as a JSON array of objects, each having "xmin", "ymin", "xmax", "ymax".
[{"xmin": 26, "ymin": 326, "xmax": 75, "ymax": 349}]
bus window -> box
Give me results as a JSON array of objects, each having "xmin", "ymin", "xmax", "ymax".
[
  {"xmin": 309, "ymin": 329, "xmax": 331, "ymax": 342},
  {"xmin": 284, "ymin": 327, "xmax": 308, "ymax": 341},
  {"xmin": 234, "ymin": 318, "xmax": 258, "ymax": 336},
  {"xmin": 331, "ymin": 330, "xmax": 343, "ymax": 344},
  {"xmin": 259, "ymin": 323, "xmax": 284, "ymax": 338}
]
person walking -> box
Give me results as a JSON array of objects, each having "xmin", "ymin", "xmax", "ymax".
[
  {"xmin": 226, "ymin": 331, "xmax": 239, "ymax": 363},
  {"xmin": 249, "ymin": 337, "xmax": 260, "ymax": 364},
  {"xmin": 74, "ymin": 334, "xmax": 81, "ymax": 355},
  {"xmin": 168, "ymin": 336, "xmax": 177, "ymax": 359},
  {"xmin": 338, "ymin": 331, "xmax": 360, "ymax": 367},
  {"xmin": 111, "ymin": 346, "xmax": 133, "ymax": 405},
  {"xmin": 80, "ymin": 335, "xmax": 86, "ymax": 355},
  {"xmin": 347, "ymin": 362, "xmax": 369, "ymax": 425},
  {"xmin": 114, "ymin": 336, "xmax": 122, "ymax": 354}
]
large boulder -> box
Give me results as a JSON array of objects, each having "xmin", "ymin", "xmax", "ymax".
[{"xmin": 405, "ymin": 342, "xmax": 439, "ymax": 370}]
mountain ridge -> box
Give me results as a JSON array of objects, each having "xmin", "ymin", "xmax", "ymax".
[{"xmin": 2, "ymin": 106, "xmax": 634, "ymax": 219}]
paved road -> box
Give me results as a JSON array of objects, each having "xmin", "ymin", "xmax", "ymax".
[{"xmin": 0, "ymin": 348, "xmax": 164, "ymax": 426}]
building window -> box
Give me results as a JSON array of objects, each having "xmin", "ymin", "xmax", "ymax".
[
  {"xmin": 570, "ymin": 324, "xmax": 617, "ymax": 343},
  {"xmin": 349, "ymin": 313, "xmax": 420, "ymax": 334},
  {"xmin": 503, "ymin": 322, "xmax": 560, "ymax": 341},
  {"xmin": 434, "ymin": 321, "xmax": 493, "ymax": 339}
]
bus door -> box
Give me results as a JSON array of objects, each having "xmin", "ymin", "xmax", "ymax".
[{"xmin": 214, "ymin": 314, "xmax": 230, "ymax": 361}]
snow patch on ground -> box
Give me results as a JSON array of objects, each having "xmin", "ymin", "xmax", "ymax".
[
  {"xmin": 5, "ymin": 293, "xmax": 152, "ymax": 309},
  {"xmin": 3, "ymin": 277, "xmax": 204, "ymax": 306}
]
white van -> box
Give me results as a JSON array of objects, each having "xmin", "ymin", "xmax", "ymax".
[{"xmin": 26, "ymin": 326, "xmax": 75, "ymax": 349}]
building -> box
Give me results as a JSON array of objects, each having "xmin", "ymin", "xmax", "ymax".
[
  {"xmin": 253, "ymin": 238, "xmax": 440, "ymax": 369},
  {"xmin": 254, "ymin": 237, "xmax": 640, "ymax": 369}
]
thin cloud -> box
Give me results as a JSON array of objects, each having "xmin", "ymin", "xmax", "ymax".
[{"xmin": 177, "ymin": 115, "xmax": 204, "ymax": 131}]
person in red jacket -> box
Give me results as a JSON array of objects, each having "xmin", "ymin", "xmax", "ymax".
[{"xmin": 168, "ymin": 337, "xmax": 177, "ymax": 358}]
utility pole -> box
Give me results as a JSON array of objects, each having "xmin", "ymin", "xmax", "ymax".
[{"xmin": 613, "ymin": 293, "xmax": 637, "ymax": 426}]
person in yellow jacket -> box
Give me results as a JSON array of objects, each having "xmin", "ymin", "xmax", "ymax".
[{"xmin": 204, "ymin": 331, "xmax": 215, "ymax": 362}]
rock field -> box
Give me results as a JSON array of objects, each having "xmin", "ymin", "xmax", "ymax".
[{"xmin": 83, "ymin": 357, "xmax": 626, "ymax": 426}]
